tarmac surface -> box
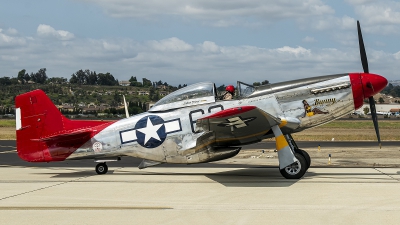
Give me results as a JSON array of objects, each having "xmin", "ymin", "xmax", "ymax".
[
  {"xmin": 1, "ymin": 140, "xmax": 400, "ymax": 224},
  {"xmin": 2, "ymin": 140, "xmax": 400, "ymax": 168}
]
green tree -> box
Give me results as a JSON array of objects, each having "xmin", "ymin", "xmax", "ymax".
[
  {"xmin": 149, "ymin": 87, "xmax": 160, "ymax": 101},
  {"xmin": 142, "ymin": 78, "xmax": 152, "ymax": 87},
  {"xmin": 253, "ymin": 80, "xmax": 268, "ymax": 86},
  {"xmin": 48, "ymin": 77, "xmax": 67, "ymax": 84},
  {"xmin": 378, "ymin": 97, "xmax": 384, "ymax": 104},
  {"xmin": 31, "ymin": 68, "xmax": 48, "ymax": 84},
  {"xmin": 217, "ymin": 84, "xmax": 226, "ymax": 92},
  {"xmin": 261, "ymin": 80, "xmax": 269, "ymax": 85},
  {"xmin": 0, "ymin": 77, "xmax": 12, "ymax": 86},
  {"xmin": 98, "ymin": 72, "xmax": 118, "ymax": 86},
  {"xmin": 392, "ymin": 86, "xmax": 400, "ymax": 98},
  {"xmin": 76, "ymin": 69, "xmax": 88, "ymax": 85},
  {"xmin": 17, "ymin": 69, "xmax": 26, "ymax": 84},
  {"xmin": 382, "ymin": 83, "xmax": 393, "ymax": 95},
  {"xmin": 87, "ymin": 70, "xmax": 98, "ymax": 85},
  {"xmin": 129, "ymin": 76, "xmax": 142, "ymax": 86},
  {"xmin": 23, "ymin": 72, "xmax": 30, "ymax": 82},
  {"xmin": 128, "ymin": 101, "xmax": 144, "ymax": 115},
  {"xmin": 10, "ymin": 77, "xmax": 19, "ymax": 85},
  {"xmin": 70, "ymin": 74, "xmax": 78, "ymax": 84},
  {"xmin": 129, "ymin": 76, "xmax": 137, "ymax": 82}
]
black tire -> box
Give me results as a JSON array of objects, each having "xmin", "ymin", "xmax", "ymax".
[
  {"xmin": 295, "ymin": 149, "xmax": 311, "ymax": 170},
  {"xmin": 95, "ymin": 163, "xmax": 108, "ymax": 175},
  {"xmin": 279, "ymin": 153, "xmax": 307, "ymax": 179}
]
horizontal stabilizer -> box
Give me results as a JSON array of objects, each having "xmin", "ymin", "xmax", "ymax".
[{"xmin": 31, "ymin": 129, "xmax": 93, "ymax": 142}]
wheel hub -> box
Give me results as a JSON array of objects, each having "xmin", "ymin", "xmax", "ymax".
[{"xmin": 284, "ymin": 161, "xmax": 301, "ymax": 175}]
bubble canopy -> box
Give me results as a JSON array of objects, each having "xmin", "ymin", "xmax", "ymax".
[{"xmin": 148, "ymin": 82, "xmax": 216, "ymax": 112}]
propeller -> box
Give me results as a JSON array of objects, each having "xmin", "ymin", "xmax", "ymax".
[
  {"xmin": 357, "ymin": 20, "xmax": 381, "ymax": 148},
  {"xmin": 357, "ymin": 21, "xmax": 369, "ymax": 74}
]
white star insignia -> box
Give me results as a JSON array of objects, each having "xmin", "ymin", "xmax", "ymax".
[{"xmin": 137, "ymin": 117, "xmax": 163, "ymax": 145}]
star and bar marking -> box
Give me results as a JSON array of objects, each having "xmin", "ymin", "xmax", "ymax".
[{"xmin": 120, "ymin": 115, "xmax": 181, "ymax": 148}]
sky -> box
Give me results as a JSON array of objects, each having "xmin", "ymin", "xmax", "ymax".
[{"xmin": 0, "ymin": 0, "xmax": 400, "ymax": 86}]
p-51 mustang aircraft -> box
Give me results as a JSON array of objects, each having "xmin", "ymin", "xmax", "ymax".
[{"xmin": 15, "ymin": 21, "xmax": 387, "ymax": 179}]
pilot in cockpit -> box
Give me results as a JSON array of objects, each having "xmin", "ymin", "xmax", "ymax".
[{"xmin": 220, "ymin": 85, "xmax": 235, "ymax": 100}]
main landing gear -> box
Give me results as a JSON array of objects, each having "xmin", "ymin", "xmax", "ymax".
[
  {"xmin": 278, "ymin": 134, "xmax": 311, "ymax": 179},
  {"xmin": 279, "ymin": 152, "xmax": 306, "ymax": 179}
]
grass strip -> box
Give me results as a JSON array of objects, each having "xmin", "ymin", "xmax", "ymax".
[{"xmin": 0, "ymin": 120, "xmax": 15, "ymax": 127}]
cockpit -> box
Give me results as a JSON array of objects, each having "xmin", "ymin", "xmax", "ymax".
[
  {"xmin": 236, "ymin": 81, "xmax": 255, "ymax": 98},
  {"xmin": 149, "ymin": 82, "xmax": 216, "ymax": 111},
  {"xmin": 148, "ymin": 81, "xmax": 256, "ymax": 112}
]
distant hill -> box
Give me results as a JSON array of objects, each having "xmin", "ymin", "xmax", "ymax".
[
  {"xmin": 0, "ymin": 83, "xmax": 172, "ymax": 117},
  {"xmin": 389, "ymin": 80, "xmax": 400, "ymax": 86}
]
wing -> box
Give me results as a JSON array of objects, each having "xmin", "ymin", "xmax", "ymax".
[{"xmin": 196, "ymin": 106, "xmax": 282, "ymax": 146}]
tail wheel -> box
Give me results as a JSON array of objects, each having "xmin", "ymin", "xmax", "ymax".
[
  {"xmin": 96, "ymin": 163, "xmax": 108, "ymax": 175},
  {"xmin": 279, "ymin": 153, "xmax": 307, "ymax": 179}
]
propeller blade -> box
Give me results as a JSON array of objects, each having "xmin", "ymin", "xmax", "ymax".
[
  {"xmin": 369, "ymin": 96, "xmax": 381, "ymax": 148},
  {"xmin": 357, "ymin": 20, "xmax": 369, "ymax": 74}
]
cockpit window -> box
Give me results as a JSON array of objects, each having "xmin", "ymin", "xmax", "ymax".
[
  {"xmin": 237, "ymin": 81, "xmax": 255, "ymax": 98},
  {"xmin": 149, "ymin": 82, "xmax": 216, "ymax": 111}
]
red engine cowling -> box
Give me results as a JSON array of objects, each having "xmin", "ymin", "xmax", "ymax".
[{"xmin": 349, "ymin": 73, "xmax": 387, "ymax": 110}]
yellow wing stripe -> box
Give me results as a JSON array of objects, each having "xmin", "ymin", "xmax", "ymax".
[{"xmin": 275, "ymin": 135, "xmax": 288, "ymax": 151}]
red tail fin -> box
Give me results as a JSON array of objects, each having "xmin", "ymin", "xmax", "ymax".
[{"xmin": 15, "ymin": 90, "xmax": 112, "ymax": 162}]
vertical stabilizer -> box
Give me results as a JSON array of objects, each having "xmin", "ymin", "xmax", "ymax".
[{"xmin": 15, "ymin": 90, "xmax": 112, "ymax": 162}]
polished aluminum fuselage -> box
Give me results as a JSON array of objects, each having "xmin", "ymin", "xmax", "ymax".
[{"xmin": 68, "ymin": 74, "xmax": 354, "ymax": 163}]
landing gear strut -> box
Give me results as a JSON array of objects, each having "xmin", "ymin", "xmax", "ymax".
[
  {"xmin": 285, "ymin": 134, "xmax": 311, "ymax": 170},
  {"xmin": 277, "ymin": 134, "xmax": 311, "ymax": 179},
  {"xmin": 270, "ymin": 125, "xmax": 308, "ymax": 179},
  {"xmin": 95, "ymin": 163, "xmax": 108, "ymax": 175}
]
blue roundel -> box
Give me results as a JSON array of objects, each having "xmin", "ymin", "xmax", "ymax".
[{"xmin": 134, "ymin": 115, "xmax": 166, "ymax": 148}]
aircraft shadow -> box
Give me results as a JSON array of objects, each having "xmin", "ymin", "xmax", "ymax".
[
  {"xmin": 36, "ymin": 170, "xmax": 97, "ymax": 178},
  {"xmin": 0, "ymin": 153, "xmax": 270, "ymax": 169},
  {"xmin": 33, "ymin": 167, "xmax": 398, "ymax": 186},
  {"xmin": 41, "ymin": 167, "xmax": 312, "ymax": 187},
  {"xmin": 205, "ymin": 168, "xmax": 313, "ymax": 187}
]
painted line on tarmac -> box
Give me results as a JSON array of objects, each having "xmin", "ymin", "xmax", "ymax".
[
  {"xmin": 0, "ymin": 206, "xmax": 172, "ymax": 210},
  {"xmin": 374, "ymin": 168, "xmax": 400, "ymax": 182},
  {"xmin": 0, "ymin": 174, "xmax": 93, "ymax": 202},
  {"xmin": 0, "ymin": 149, "xmax": 16, "ymax": 154},
  {"xmin": 0, "ymin": 145, "xmax": 16, "ymax": 148}
]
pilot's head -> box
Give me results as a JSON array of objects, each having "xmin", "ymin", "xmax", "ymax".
[{"xmin": 226, "ymin": 85, "xmax": 235, "ymax": 94}]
